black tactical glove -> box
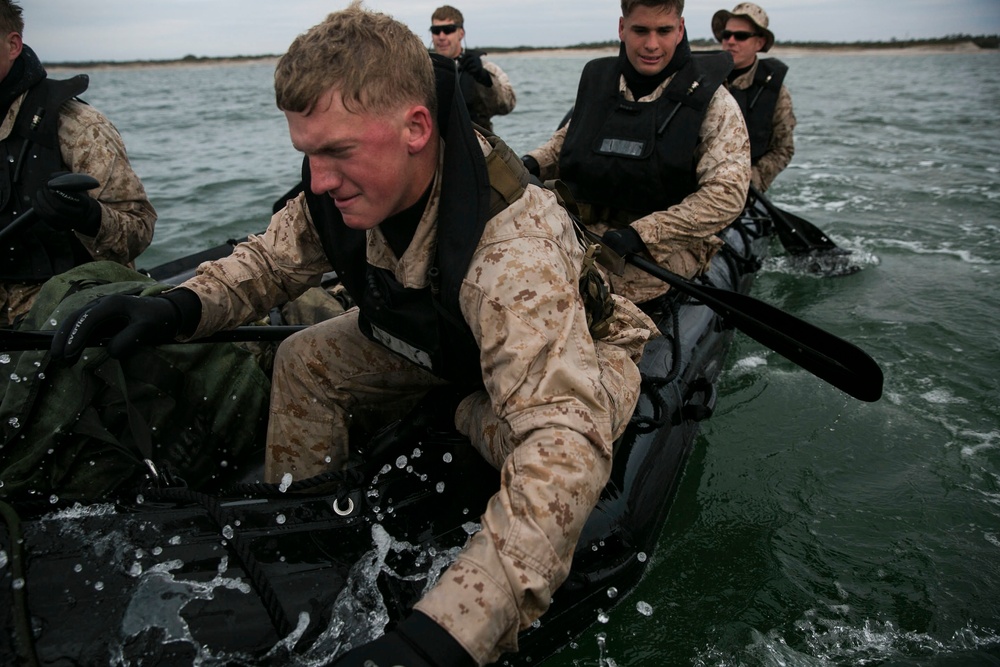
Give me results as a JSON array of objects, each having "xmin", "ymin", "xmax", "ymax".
[
  {"xmin": 601, "ymin": 226, "xmax": 649, "ymax": 259},
  {"xmin": 520, "ymin": 155, "xmax": 541, "ymax": 178},
  {"xmin": 50, "ymin": 289, "xmax": 202, "ymax": 364},
  {"xmin": 32, "ymin": 171, "xmax": 103, "ymax": 236},
  {"xmin": 458, "ymin": 51, "xmax": 492, "ymax": 87},
  {"xmin": 331, "ymin": 611, "xmax": 475, "ymax": 667}
]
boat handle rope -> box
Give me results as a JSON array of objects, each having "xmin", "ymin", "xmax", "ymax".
[{"xmin": 142, "ymin": 485, "xmax": 295, "ymax": 639}]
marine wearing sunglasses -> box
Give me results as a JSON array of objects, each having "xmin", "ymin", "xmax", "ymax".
[
  {"xmin": 720, "ymin": 29, "xmax": 758, "ymax": 41},
  {"xmin": 430, "ymin": 23, "xmax": 461, "ymax": 35}
]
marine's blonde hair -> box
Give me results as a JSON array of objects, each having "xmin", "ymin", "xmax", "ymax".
[{"xmin": 275, "ymin": 1, "xmax": 437, "ymax": 118}]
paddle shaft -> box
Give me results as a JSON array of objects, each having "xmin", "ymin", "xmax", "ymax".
[
  {"xmin": 749, "ymin": 184, "xmax": 839, "ymax": 254},
  {"xmin": 0, "ymin": 325, "xmax": 306, "ymax": 353},
  {"xmin": 624, "ymin": 253, "xmax": 883, "ymax": 402}
]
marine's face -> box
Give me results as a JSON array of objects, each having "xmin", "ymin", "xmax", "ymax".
[
  {"xmin": 431, "ymin": 19, "xmax": 464, "ymax": 59},
  {"xmin": 285, "ymin": 88, "xmax": 434, "ymax": 231},
  {"xmin": 721, "ymin": 16, "xmax": 765, "ymax": 69},
  {"xmin": 618, "ymin": 4, "xmax": 685, "ymax": 77}
]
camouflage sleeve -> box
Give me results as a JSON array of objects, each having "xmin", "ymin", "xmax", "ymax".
[
  {"xmin": 415, "ymin": 186, "xmax": 621, "ymax": 663},
  {"xmin": 57, "ymin": 100, "xmax": 156, "ymax": 266},
  {"xmin": 180, "ymin": 192, "xmax": 331, "ymax": 336},
  {"xmin": 630, "ymin": 86, "xmax": 751, "ymax": 269},
  {"xmin": 752, "ymin": 83, "xmax": 796, "ymax": 192},
  {"xmin": 524, "ymin": 123, "xmax": 568, "ymax": 180},
  {"xmin": 479, "ymin": 59, "xmax": 517, "ymax": 117}
]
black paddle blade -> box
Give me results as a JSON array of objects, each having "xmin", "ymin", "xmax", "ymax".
[
  {"xmin": 626, "ymin": 254, "xmax": 884, "ymax": 402},
  {"xmin": 784, "ymin": 247, "xmax": 863, "ymax": 278}
]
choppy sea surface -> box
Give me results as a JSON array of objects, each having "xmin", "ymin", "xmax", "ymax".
[{"xmin": 51, "ymin": 49, "xmax": 1000, "ymax": 666}]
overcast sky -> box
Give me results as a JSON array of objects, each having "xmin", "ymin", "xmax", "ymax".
[{"xmin": 22, "ymin": 0, "xmax": 1000, "ymax": 63}]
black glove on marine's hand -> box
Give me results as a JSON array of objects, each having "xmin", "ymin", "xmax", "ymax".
[
  {"xmin": 32, "ymin": 172, "xmax": 103, "ymax": 236},
  {"xmin": 50, "ymin": 289, "xmax": 202, "ymax": 364},
  {"xmin": 331, "ymin": 611, "xmax": 475, "ymax": 667},
  {"xmin": 520, "ymin": 155, "xmax": 541, "ymax": 178},
  {"xmin": 458, "ymin": 51, "xmax": 492, "ymax": 87},
  {"xmin": 601, "ymin": 226, "xmax": 649, "ymax": 259}
]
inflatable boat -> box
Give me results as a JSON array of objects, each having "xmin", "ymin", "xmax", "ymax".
[{"xmin": 0, "ymin": 193, "xmax": 881, "ymax": 666}]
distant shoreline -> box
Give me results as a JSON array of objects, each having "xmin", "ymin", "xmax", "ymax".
[{"xmin": 45, "ymin": 39, "xmax": 997, "ymax": 70}]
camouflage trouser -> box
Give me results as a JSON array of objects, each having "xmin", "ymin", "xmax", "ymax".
[
  {"xmin": 264, "ymin": 307, "xmax": 449, "ymax": 483},
  {"xmin": 0, "ymin": 283, "xmax": 43, "ymax": 328}
]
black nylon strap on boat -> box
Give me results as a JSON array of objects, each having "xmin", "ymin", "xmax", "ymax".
[{"xmin": 0, "ymin": 500, "xmax": 40, "ymax": 667}]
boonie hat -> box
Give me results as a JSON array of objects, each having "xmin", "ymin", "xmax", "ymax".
[{"xmin": 712, "ymin": 2, "xmax": 775, "ymax": 52}]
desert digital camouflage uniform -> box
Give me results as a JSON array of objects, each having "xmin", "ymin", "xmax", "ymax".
[
  {"xmin": 472, "ymin": 58, "xmax": 516, "ymax": 130},
  {"xmin": 729, "ymin": 58, "xmax": 796, "ymax": 192},
  {"xmin": 178, "ymin": 132, "xmax": 657, "ymax": 664},
  {"xmin": 0, "ymin": 96, "xmax": 156, "ymax": 326},
  {"xmin": 527, "ymin": 79, "xmax": 751, "ymax": 305}
]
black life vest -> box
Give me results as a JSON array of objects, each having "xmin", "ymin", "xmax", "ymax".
[
  {"xmin": 304, "ymin": 54, "xmax": 528, "ymax": 385},
  {"xmin": 0, "ymin": 75, "xmax": 93, "ymax": 282},
  {"xmin": 558, "ymin": 52, "xmax": 733, "ymax": 221},
  {"xmin": 727, "ymin": 58, "xmax": 788, "ymax": 164}
]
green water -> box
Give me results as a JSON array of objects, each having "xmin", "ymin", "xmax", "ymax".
[{"xmin": 61, "ymin": 49, "xmax": 1000, "ymax": 665}]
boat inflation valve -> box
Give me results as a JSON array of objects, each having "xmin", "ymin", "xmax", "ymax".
[{"xmin": 332, "ymin": 496, "xmax": 355, "ymax": 516}]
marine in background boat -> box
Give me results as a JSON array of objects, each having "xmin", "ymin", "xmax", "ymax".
[
  {"xmin": 0, "ymin": 0, "xmax": 156, "ymax": 327},
  {"xmin": 48, "ymin": 3, "xmax": 657, "ymax": 666},
  {"xmin": 522, "ymin": 0, "xmax": 751, "ymax": 307},
  {"xmin": 713, "ymin": 2, "xmax": 796, "ymax": 192},
  {"xmin": 429, "ymin": 4, "xmax": 516, "ymax": 131}
]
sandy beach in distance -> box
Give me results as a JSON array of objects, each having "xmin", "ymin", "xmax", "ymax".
[{"xmin": 45, "ymin": 40, "xmax": 994, "ymax": 71}]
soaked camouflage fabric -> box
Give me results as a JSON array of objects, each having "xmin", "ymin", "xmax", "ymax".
[
  {"xmin": 527, "ymin": 75, "xmax": 751, "ymax": 304},
  {"xmin": 729, "ymin": 58, "xmax": 796, "ymax": 192},
  {"xmin": 0, "ymin": 96, "xmax": 156, "ymax": 326},
  {"xmin": 179, "ymin": 134, "xmax": 657, "ymax": 664}
]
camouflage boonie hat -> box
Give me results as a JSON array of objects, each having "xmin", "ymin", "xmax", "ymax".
[{"xmin": 712, "ymin": 2, "xmax": 775, "ymax": 52}]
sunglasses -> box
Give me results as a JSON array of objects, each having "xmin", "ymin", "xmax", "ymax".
[
  {"xmin": 720, "ymin": 30, "xmax": 759, "ymax": 41},
  {"xmin": 430, "ymin": 24, "xmax": 461, "ymax": 35}
]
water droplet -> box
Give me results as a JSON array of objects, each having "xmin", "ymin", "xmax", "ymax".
[
  {"xmin": 636, "ymin": 601, "xmax": 653, "ymax": 617},
  {"xmin": 597, "ymin": 610, "xmax": 609, "ymax": 624},
  {"xmin": 0, "ymin": 550, "xmax": 7, "ymax": 569},
  {"xmin": 275, "ymin": 514, "xmax": 286, "ymax": 525},
  {"xmin": 606, "ymin": 587, "xmax": 618, "ymax": 599},
  {"xmin": 222, "ymin": 525, "xmax": 234, "ymax": 539},
  {"xmin": 73, "ymin": 563, "xmax": 83, "ymax": 573},
  {"xmin": 94, "ymin": 581, "xmax": 104, "ymax": 591},
  {"xmin": 11, "ymin": 577, "xmax": 25, "ymax": 590},
  {"xmin": 49, "ymin": 494, "xmax": 59, "ymax": 504},
  {"xmin": 436, "ymin": 482, "xmax": 445, "ymax": 493},
  {"xmin": 279, "ymin": 473, "xmax": 293, "ymax": 493},
  {"xmin": 380, "ymin": 464, "xmax": 392, "ymax": 475},
  {"xmin": 0, "ymin": 354, "xmax": 11, "ymax": 364},
  {"xmin": 128, "ymin": 562, "xmax": 142, "ymax": 577},
  {"xmin": 442, "ymin": 452, "xmax": 453, "ymax": 463},
  {"xmin": 395, "ymin": 455, "xmax": 408, "ymax": 469},
  {"xmin": 637, "ymin": 551, "xmax": 647, "ymax": 563}
]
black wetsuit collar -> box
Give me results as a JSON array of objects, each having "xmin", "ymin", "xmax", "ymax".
[
  {"xmin": 0, "ymin": 44, "xmax": 47, "ymax": 120},
  {"xmin": 618, "ymin": 33, "xmax": 692, "ymax": 100},
  {"xmin": 380, "ymin": 181, "xmax": 433, "ymax": 259}
]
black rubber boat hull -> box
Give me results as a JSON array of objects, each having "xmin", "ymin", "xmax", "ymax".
[{"xmin": 0, "ymin": 206, "xmax": 773, "ymax": 666}]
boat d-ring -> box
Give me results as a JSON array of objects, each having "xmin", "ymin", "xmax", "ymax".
[{"xmin": 332, "ymin": 496, "xmax": 355, "ymax": 516}]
